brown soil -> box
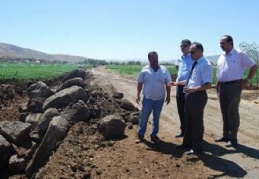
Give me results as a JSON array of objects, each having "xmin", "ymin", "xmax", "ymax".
[{"xmin": 1, "ymin": 66, "xmax": 259, "ymax": 178}]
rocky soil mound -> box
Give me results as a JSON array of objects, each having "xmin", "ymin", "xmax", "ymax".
[{"xmin": 0, "ymin": 69, "xmax": 139, "ymax": 178}]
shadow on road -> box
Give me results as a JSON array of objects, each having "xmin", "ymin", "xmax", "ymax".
[
  {"xmin": 142, "ymin": 139, "xmax": 185, "ymax": 158},
  {"xmin": 200, "ymin": 141, "xmax": 247, "ymax": 178},
  {"xmin": 199, "ymin": 152, "xmax": 247, "ymax": 178},
  {"xmin": 234, "ymin": 143, "xmax": 259, "ymax": 159},
  {"xmin": 143, "ymin": 139, "xmax": 249, "ymax": 178}
]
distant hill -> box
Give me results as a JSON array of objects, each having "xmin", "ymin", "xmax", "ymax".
[
  {"xmin": 0, "ymin": 42, "xmax": 89, "ymax": 63},
  {"xmin": 0, "ymin": 42, "xmax": 220, "ymax": 64}
]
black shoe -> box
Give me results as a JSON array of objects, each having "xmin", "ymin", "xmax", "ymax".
[
  {"xmin": 150, "ymin": 135, "xmax": 161, "ymax": 144},
  {"xmin": 135, "ymin": 135, "xmax": 144, "ymax": 143},
  {"xmin": 225, "ymin": 140, "xmax": 238, "ymax": 147},
  {"xmin": 186, "ymin": 149, "xmax": 203, "ymax": 155},
  {"xmin": 175, "ymin": 132, "xmax": 184, "ymax": 138},
  {"xmin": 215, "ymin": 137, "xmax": 229, "ymax": 142}
]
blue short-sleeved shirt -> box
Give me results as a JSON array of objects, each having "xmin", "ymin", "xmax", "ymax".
[
  {"xmin": 175, "ymin": 54, "xmax": 193, "ymax": 82},
  {"xmin": 187, "ymin": 57, "xmax": 213, "ymax": 88}
]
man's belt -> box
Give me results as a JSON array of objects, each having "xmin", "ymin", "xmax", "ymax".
[{"xmin": 220, "ymin": 79, "xmax": 241, "ymax": 84}]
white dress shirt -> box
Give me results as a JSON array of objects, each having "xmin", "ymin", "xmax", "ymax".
[{"xmin": 216, "ymin": 48, "xmax": 255, "ymax": 82}]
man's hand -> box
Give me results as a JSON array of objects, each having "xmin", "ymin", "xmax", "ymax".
[
  {"xmin": 168, "ymin": 80, "xmax": 186, "ymax": 86},
  {"xmin": 136, "ymin": 83, "xmax": 143, "ymax": 104},
  {"xmin": 165, "ymin": 96, "xmax": 170, "ymax": 104},
  {"xmin": 183, "ymin": 87, "xmax": 197, "ymax": 94},
  {"xmin": 136, "ymin": 95, "xmax": 141, "ymax": 104},
  {"xmin": 240, "ymin": 79, "xmax": 250, "ymax": 89},
  {"xmin": 168, "ymin": 81, "xmax": 177, "ymax": 86}
]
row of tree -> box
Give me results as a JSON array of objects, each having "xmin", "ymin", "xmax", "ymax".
[
  {"xmin": 239, "ymin": 42, "xmax": 259, "ymax": 87},
  {"xmin": 0, "ymin": 56, "xmax": 142, "ymax": 66}
]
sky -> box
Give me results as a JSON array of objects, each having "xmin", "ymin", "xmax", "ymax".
[{"xmin": 0, "ymin": 0, "xmax": 259, "ymax": 61}]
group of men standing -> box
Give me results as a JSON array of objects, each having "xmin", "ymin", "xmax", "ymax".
[{"xmin": 135, "ymin": 35, "xmax": 258, "ymax": 155}]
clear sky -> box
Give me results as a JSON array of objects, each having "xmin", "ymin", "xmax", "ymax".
[{"xmin": 0, "ymin": 0, "xmax": 259, "ymax": 61}]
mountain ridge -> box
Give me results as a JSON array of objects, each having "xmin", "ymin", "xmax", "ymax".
[
  {"xmin": 0, "ymin": 42, "xmax": 220, "ymax": 63},
  {"xmin": 0, "ymin": 42, "xmax": 89, "ymax": 63}
]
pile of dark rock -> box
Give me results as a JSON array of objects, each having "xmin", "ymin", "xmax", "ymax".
[
  {"xmin": 0, "ymin": 69, "xmax": 140, "ymax": 178},
  {"xmin": 0, "ymin": 84, "xmax": 16, "ymax": 109}
]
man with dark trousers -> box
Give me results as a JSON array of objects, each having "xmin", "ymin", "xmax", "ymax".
[
  {"xmin": 215, "ymin": 35, "xmax": 257, "ymax": 147},
  {"xmin": 174, "ymin": 39, "xmax": 193, "ymax": 137},
  {"xmin": 170, "ymin": 42, "xmax": 213, "ymax": 155}
]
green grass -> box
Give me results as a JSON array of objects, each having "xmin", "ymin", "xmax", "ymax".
[
  {"xmin": 106, "ymin": 64, "xmax": 258, "ymax": 85},
  {"xmin": 106, "ymin": 65, "xmax": 177, "ymax": 77},
  {"xmin": 106, "ymin": 64, "xmax": 217, "ymax": 83},
  {"xmin": 106, "ymin": 65, "xmax": 144, "ymax": 77},
  {"xmin": 0, "ymin": 63, "xmax": 87, "ymax": 82},
  {"xmin": 1, "ymin": 63, "xmax": 256, "ymax": 86}
]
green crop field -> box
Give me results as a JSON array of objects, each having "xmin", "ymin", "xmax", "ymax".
[
  {"xmin": 0, "ymin": 63, "xmax": 87, "ymax": 82},
  {"xmin": 106, "ymin": 64, "xmax": 218, "ymax": 84},
  {"xmin": 106, "ymin": 64, "xmax": 178, "ymax": 76},
  {"xmin": 1, "ymin": 63, "xmax": 256, "ymax": 86},
  {"xmin": 106, "ymin": 64, "xmax": 259, "ymax": 85}
]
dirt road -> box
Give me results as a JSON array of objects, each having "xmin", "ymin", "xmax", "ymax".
[{"xmin": 90, "ymin": 66, "xmax": 259, "ymax": 178}]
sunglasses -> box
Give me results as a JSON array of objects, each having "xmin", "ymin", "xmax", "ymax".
[
  {"xmin": 190, "ymin": 50, "xmax": 199, "ymax": 54},
  {"xmin": 180, "ymin": 45, "xmax": 188, "ymax": 48}
]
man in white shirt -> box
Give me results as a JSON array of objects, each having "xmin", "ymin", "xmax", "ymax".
[
  {"xmin": 216, "ymin": 35, "xmax": 258, "ymax": 147},
  {"xmin": 135, "ymin": 51, "xmax": 172, "ymax": 144}
]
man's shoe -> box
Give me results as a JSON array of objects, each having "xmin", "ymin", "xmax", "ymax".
[
  {"xmin": 150, "ymin": 135, "xmax": 161, "ymax": 144},
  {"xmin": 175, "ymin": 132, "xmax": 184, "ymax": 138},
  {"xmin": 186, "ymin": 149, "xmax": 195, "ymax": 155},
  {"xmin": 135, "ymin": 135, "xmax": 144, "ymax": 143},
  {"xmin": 186, "ymin": 149, "xmax": 203, "ymax": 155},
  {"xmin": 225, "ymin": 140, "xmax": 238, "ymax": 147},
  {"xmin": 215, "ymin": 137, "xmax": 229, "ymax": 142}
]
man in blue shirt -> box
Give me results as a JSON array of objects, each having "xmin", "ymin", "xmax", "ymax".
[
  {"xmin": 174, "ymin": 39, "xmax": 193, "ymax": 137},
  {"xmin": 170, "ymin": 42, "xmax": 213, "ymax": 155},
  {"xmin": 135, "ymin": 51, "xmax": 172, "ymax": 144}
]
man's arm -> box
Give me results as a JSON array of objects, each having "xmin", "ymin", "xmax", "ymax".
[
  {"xmin": 184, "ymin": 82, "xmax": 212, "ymax": 93},
  {"xmin": 241, "ymin": 64, "xmax": 258, "ymax": 88},
  {"xmin": 168, "ymin": 80, "xmax": 186, "ymax": 86},
  {"xmin": 247, "ymin": 64, "xmax": 258, "ymax": 80},
  {"xmin": 136, "ymin": 82, "xmax": 143, "ymax": 104},
  {"xmin": 216, "ymin": 80, "xmax": 220, "ymax": 96},
  {"xmin": 165, "ymin": 84, "xmax": 171, "ymax": 104},
  {"xmin": 175, "ymin": 65, "xmax": 179, "ymax": 71}
]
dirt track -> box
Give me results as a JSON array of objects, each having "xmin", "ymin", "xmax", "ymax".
[{"xmin": 90, "ymin": 66, "xmax": 259, "ymax": 178}]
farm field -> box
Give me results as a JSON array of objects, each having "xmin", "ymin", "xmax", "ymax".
[
  {"xmin": 0, "ymin": 63, "xmax": 257, "ymax": 86},
  {"xmin": 106, "ymin": 64, "xmax": 258, "ymax": 85},
  {"xmin": 0, "ymin": 63, "xmax": 86, "ymax": 82}
]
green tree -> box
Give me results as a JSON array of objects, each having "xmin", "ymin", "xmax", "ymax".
[{"xmin": 239, "ymin": 42, "xmax": 259, "ymax": 87}]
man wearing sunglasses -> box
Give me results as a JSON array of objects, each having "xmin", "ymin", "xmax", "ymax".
[
  {"xmin": 215, "ymin": 35, "xmax": 257, "ymax": 147},
  {"xmin": 170, "ymin": 42, "xmax": 213, "ymax": 155},
  {"xmin": 174, "ymin": 39, "xmax": 193, "ymax": 138}
]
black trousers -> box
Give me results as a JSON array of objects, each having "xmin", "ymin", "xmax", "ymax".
[
  {"xmin": 176, "ymin": 85, "xmax": 185, "ymax": 133},
  {"xmin": 183, "ymin": 91, "xmax": 207, "ymax": 151},
  {"xmin": 219, "ymin": 82, "xmax": 241, "ymax": 140}
]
